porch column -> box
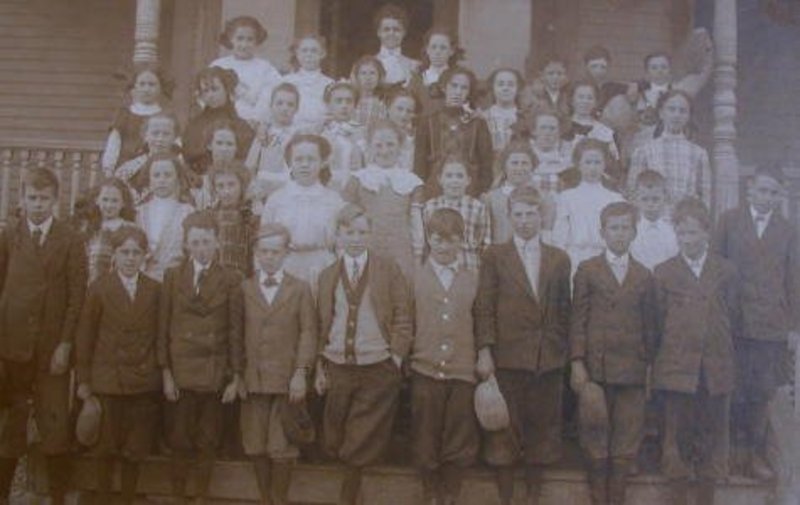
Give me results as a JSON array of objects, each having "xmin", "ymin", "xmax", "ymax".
[
  {"xmin": 134, "ymin": 0, "xmax": 162, "ymax": 64},
  {"xmin": 712, "ymin": 0, "xmax": 739, "ymax": 214}
]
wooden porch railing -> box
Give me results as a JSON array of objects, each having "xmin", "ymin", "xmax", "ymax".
[{"xmin": 0, "ymin": 143, "xmax": 103, "ymax": 226}]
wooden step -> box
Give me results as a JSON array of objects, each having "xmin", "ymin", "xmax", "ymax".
[{"xmin": 38, "ymin": 455, "xmax": 774, "ymax": 505}]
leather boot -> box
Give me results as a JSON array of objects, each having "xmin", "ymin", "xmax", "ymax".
[
  {"xmin": 46, "ymin": 454, "xmax": 70, "ymax": 505},
  {"xmin": 170, "ymin": 456, "xmax": 189, "ymax": 503},
  {"xmin": 270, "ymin": 461, "xmax": 292, "ymax": 505},
  {"xmin": 587, "ymin": 459, "xmax": 609, "ymax": 505},
  {"xmin": 495, "ymin": 466, "xmax": 515, "ymax": 505},
  {"xmin": 193, "ymin": 458, "xmax": 214, "ymax": 504},
  {"xmin": 120, "ymin": 459, "xmax": 140, "ymax": 505},
  {"xmin": 95, "ymin": 457, "xmax": 114, "ymax": 505},
  {"xmin": 339, "ymin": 466, "xmax": 362, "ymax": 505}
]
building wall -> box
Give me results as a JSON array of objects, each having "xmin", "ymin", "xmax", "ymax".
[
  {"xmin": 0, "ymin": 0, "xmax": 135, "ymax": 148},
  {"xmin": 458, "ymin": 0, "xmax": 531, "ymax": 78}
]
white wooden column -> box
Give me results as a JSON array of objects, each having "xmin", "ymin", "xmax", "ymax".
[
  {"xmin": 134, "ymin": 0, "xmax": 162, "ymax": 64},
  {"xmin": 712, "ymin": 0, "xmax": 739, "ymax": 215}
]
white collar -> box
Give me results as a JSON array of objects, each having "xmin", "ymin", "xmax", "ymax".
[
  {"xmin": 343, "ymin": 251, "xmax": 369, "ymax": 266},
  {"xmin": 605, "ymin": 249, "xmax": 630, "ymax": 266},
  {"xmin": 353, "ymin": 165, "xmax": 423, "ymax": 195},
  {"xmin": 379, "ymin": 46, "xmax": 402, "ymax": 58},
  {"xmin": 423, "ymin": 65, "xmax": 446, "ymax": 84},
  {"xmin": 28, "ymin": 215, "xmax": 53, "ymax": 235},
  {"xmin": 118, "ymin": 271, "xmax": 139, "ymax": 286},
  {"xmin": 513, "ymin": 234, "xmax": 540, "ymax": 252},
  {"xmin": 430, "ymin": 257, "xmax": 459, "ymax": 273},
  {"xmin": 285, "ymin": 180, "xmax": 326, "ymax": 196},
  {"xmin": 296, "ymin": 68, "xmax": 323, "ymax": 78},
  {"xmin": 193, "ymin": 258, "xmax": 212, "ymax": 275},
  {"xmin": 660, "ymin": 131, "xmax": 686, "ymax": 140},
  {"xmin": 641, "ymin": 216, "xmax": 667, "ymax": 228},
  {"xmin": 749, "ymin": 205, "xmax": 773, "ymax": 221},
  {"xmin": 682, "ymin": 248, "xmax": 708, "ymax": 270},
  {"xmin": 259, "ymin": 269, "xmax": 284, "ymax": 284},
  {"xmin": 101, "ymin": 218, "xmax": 126, "ymax": 232},
  {"xmin": 130, "ymin": 102, "xmax": 161, "ymax": 115}
]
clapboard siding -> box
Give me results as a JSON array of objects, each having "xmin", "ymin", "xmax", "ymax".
[
  {"xmin": 0, "ymin": 0, "xmax": 135, "ymax": 149},
  {"xmin": 574, "ymin": 0, "xmax": 672, "ymax": 81}
]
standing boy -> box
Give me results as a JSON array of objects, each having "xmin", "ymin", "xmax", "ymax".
[
  {"xmin": 75, "ymin": 226, "xmax": 160, "ymax": 505},
  {"xmin": 715, "ymin": 165, "xmax": 799, "ymax": 481},
  {"xmin": 159, "ymin": 211, "xmax": 243, "ymax": 504},
  {"xmin": 241, "ymin": 223, "xmax": 317, "ymax": 505},
  {"xmin": 0, "ymin": 168, "xmax": 87, "ymax": 505},
  {"xmin": 653, "ymin": 198, "xmax": 739, "ymax": 505},
  {"xmin": 570, "ymin": 202, "xmax": 657, "ymax": 505},
  {"xmin": 475, "ymin": 185, "xmax": 572, "ymax": 505},
  {"xmin": 411, "ymin": 208, "xmax": 480, "ymax": 505},
  {"xmin": 315, "ymin": 204, "xmax": 412, "ymax": 505}
]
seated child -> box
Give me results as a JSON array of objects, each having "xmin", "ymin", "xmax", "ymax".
[
  {"xmin": 210, "ymin": 161, "xmax": 257, "ymax": 275},
  {"xmin": 115, "ymin": 112, "xmax": 181, "ymax": 199},
  {"xmin": 423, "ymin": 156, "xmax": 490, "ymax": 271},
  {"xmin": 101, "ymin": 64, "xmax": 171, "ymax": 175},
  {"xmin": 158, "ymin": 211, "xmax": 244, "ymax": 503},
  {"xmin": 653, "ymin": 198, "xmax": 739, "ymax": 505},
  {"xmin": 552, "ymin": 139, "xmax": 624, "ymax": 275},
  {"xmin": 282, "ymin": 35, "xmax": 334, "ymax": 131},
  {"xmin": 245, "ymin": 82, "xmax": 301, "ymax": 203},
  {"xmin": 210, "ymin": 16, "xmax": 281, "ymax": 124},
  {"xmin": 315, "ymin": 204, "xmax": 412, "ymax": 505},
  {"xmin": 241, "ymin": 223, "xmax": 317, "ymax": 505},
  {"xmin": 483, "ymin": 141, "xmax": 538, "ymax": 244},
  {"xmin": 569, "ymin": 201, "xmax": 657, "ymax": 505},
  {"xmin": 411, "ymin": 208, "xmax": 479, "ymax": 505},
  {"xmin": 135, "ymin": 154, "xmax": 195, "ymax": 281},
  {"xmin": 630, "ymin": 170, "xmax": 678, "ymax": 271},
  {"xmin": 76, "ymin": 226, "xmax": 161, "ymax": 505}
]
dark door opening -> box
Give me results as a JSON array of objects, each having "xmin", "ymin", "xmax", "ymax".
[{"xmin": 320, "ymin": 0, "xmax": 437, "ymax": 78}]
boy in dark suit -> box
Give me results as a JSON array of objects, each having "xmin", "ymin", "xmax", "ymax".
[
  {"xmin": 75, "ymin": 226, "xmax": 160, "ymax": 505},
  {"xmin": 411, "ymin": 208, "xmax": 480, "ymax": 505},
  {"xmin": 158, "ymin": 211, "xmax": 244, "ymax": 504},
  {"xmin": 0, "ymin": 167, "xmax": 87, "ymax": 504},
  {"xmin": 315, "ymin": 204, "xmax": 412, "ymax": 505},
  {"xmin": 715, "ymin": 164, "xmax": 799, "ymax": 480},
  {"xmin": 570, "ymin": 202, "xmax": 657, "ymax": 505},
  {"xmin": 475, "ymin": 185, "xmax": 572, "ymax": 505},
  {"xmin": 653, "ymin": 198, "xmax": 739, "ymax": 505},
  {"xmin": 241, "ymin": 223, "xmax": 317, "ymax": 505}
]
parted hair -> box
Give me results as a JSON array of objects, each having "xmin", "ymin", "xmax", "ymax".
[
  {"xmin": 22, "ymin": 167, "xmax": 59, "ymax": 195},
  {"xmin": 253, "ymin": 222, "xmax": 291, "ymax": 248},
  {"xmin": 218, "ymin": 16, "xmax": 268, "ymax": 49},
  {"xmin": 507, "ymin": 184, "xmax": 542, "ymax": 213},
  {"xmin": 426, "ymin": 208, "xmax": 465, "ymax": 241},
  {"xmin": 672, "ymin": 197, "xmax": 711, "ymax": 231},
  {"xmin": 182, "ymin": 210, "xmax": 219, "ymax": 237},
  {"xmin": 600, "ymin": 201, "xmax": 639, "ymax": 229},
  {"xmin": 336, "ymin": 203, "xmax": 372, "ymax": 231},
  {"xmin": 109, "ymin": 224, "xmax": 148, "ymax": 251}
]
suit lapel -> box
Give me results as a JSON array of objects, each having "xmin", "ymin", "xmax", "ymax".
[
  {"xmin": 500, "ymin": 243, "xmax": 535, "ymax": 299},
  {"xmin": 268, "ymin": 275, "xmax": 292, "ymax": 313},
  {"xmin": 131, "ymin": 275, "xmax": 155, "ymax": 319},
  {"xmin": 244, "ymin": 278, "xmax": 272, "ymax": 314}
]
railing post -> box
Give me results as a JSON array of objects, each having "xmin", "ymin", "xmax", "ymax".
[
  {"xmin": 134, "ymin": 0, "xmax": 162, "ymax": 64},
  {"xmin": 712, "ymin": 0, "xmax": 739, "ymax": 215}
]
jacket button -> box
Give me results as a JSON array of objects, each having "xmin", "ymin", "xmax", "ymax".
[
  {"xmin": 442, "ymin": 314, "xmax": 449, "ymax": 321},
  {"xmin": 443, "ymin": 297, "xmax": 449, "ymax": 304}
]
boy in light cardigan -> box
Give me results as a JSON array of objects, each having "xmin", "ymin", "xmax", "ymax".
[
  {"xmin": 411, "ymin": 208, "xmax": 480, "ymax": 505},
  {"xmin": 315, "ymin": 204, "xmax": 412, "ymax": 505}
]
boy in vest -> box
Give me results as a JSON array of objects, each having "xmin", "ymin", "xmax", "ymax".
[{"xmin": 315, "ymin": 204, "xmax": 412, "ymax": 505}]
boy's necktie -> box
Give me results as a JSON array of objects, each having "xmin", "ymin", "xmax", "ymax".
[
  {"xmin": 350, "ymin": 258, "xmax": 361, "ymax": 285},
  {"xmin": 263, "ymin": 274, "xmax": 278, "ymax": 288},
  {"xmin": 195, "ymin": 268, "xmax": 207, "ymax": 295},
  {"xmin": 31, "ymin": 229, "xmax": 42, "ymax": 249},
  {"xmin": 754, "ymin": 213, "xmax": 767, "ymax": 239}
]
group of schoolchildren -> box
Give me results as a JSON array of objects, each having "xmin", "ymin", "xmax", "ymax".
[{"xmin": 0, "ymin": 4, "xmax": 796, "ymax": 505}]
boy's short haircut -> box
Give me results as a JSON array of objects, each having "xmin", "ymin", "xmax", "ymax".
[
  {"xmin": 271, "ymin": 82, "xmax": 301, "ymax": 106},
  {"xmin": 182, "ymin": 210, "xmax": 220, "ymax": 238},
  {"xmin": 437, "ymin": 154, "xmax": 471, "ymax": 177},
  {"xmin": 373, "ymin": 4, "xmax": 409, "ymax": 31},
  {"xmin": 507, "ymin": 185, "xmax": 542, "ymax": 213},
  {"xmin": 540, "ymin": 54, "xmax": 566, "ymax": 71},
  {"xmin": 600, "ymin": 201, "xmax": 639, "ymax": 229},
  {"xmin": 141, "ymin": 110, "xmax": 181, "ymax": 139},
  {"xmin": 110, "ymin": 225, "xmax": 148, "ymax": 251},
  {"xmin": 253, "ymin": 222, "xmax": 291, "ymax": 248},
  {"xmin": 497, "ymin": 140, "xmax": 539, "ymax": 173},
  {"xmin": 426, "ymin": 208, "xmax": 465, "ymax": 242},
  {"xmin": 336, "ymin": 203, "xmax": 372, "ymax": 231},
  {"xmin": 22, "ymin": 167, "xmax": 59, "ymax": 195},
  {"xmin": 753, "ymin": 162, "xmax": 786, "ymax": 185},
  {"xmin": 635, "ymin": 169, "xmax": 667, "ymax": 191},
  {"xmin": 672, "ymin": 197, "xmax": 711, "ymax": 231},
  {"xmin": 583, "ymin": 45, "xmax": 611, "ymax": 64},
  {"xmin": 644, "ymin": 51, "xmax": 671, "ymax": 68}
]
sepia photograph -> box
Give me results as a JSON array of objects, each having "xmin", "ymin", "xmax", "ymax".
[{"xmin": 0, "ymin": 0, "xmax": 799, "ymax": 503}]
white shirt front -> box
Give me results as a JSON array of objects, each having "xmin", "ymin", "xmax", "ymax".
[
  {"xmin": 27, "ymin": 215, "xmax": 53, "ymax": 245},
  {"xmin": 750, "ymin": 205, "xmax": 773, "ymax": 239},
  {"xmin": 193, "ymin": 259, "xmax": 212, "ymax": 292},
  {"xmin": 430, "ymin": 258, "xmax": 459, "ymax": 291},
  {"xmin": 605, "ymin": 249, "xmax": 630, "ymax": 285},
  {"xmin": 631, "ymin": 216, "xmax": 679, "ymax": 271},
  {"xmin": 513, "ymin": 234, "xmax": 541, "ymax": 296},
  {"xmin": 345, "ymin": 251, "xmax": 369, "ymax": 285},
  {"xmin": 682, "ymin": 249, "xmax": 708, "ymax": 279},
  {"xmin": 258, "ymin": 269, "xmax": 284, "ymax": 304},
  {"xmin": 378, "ymin": 46, "xmax": 414, "ymax": 85},
  {"xmin": 118, "ymin": 271, "xmax": 139, "ymax": 300}
]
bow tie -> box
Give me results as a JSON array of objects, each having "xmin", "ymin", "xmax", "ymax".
[{"xmin": 263, "ymin": 275, "xmax": 279, "ymax": 288}]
